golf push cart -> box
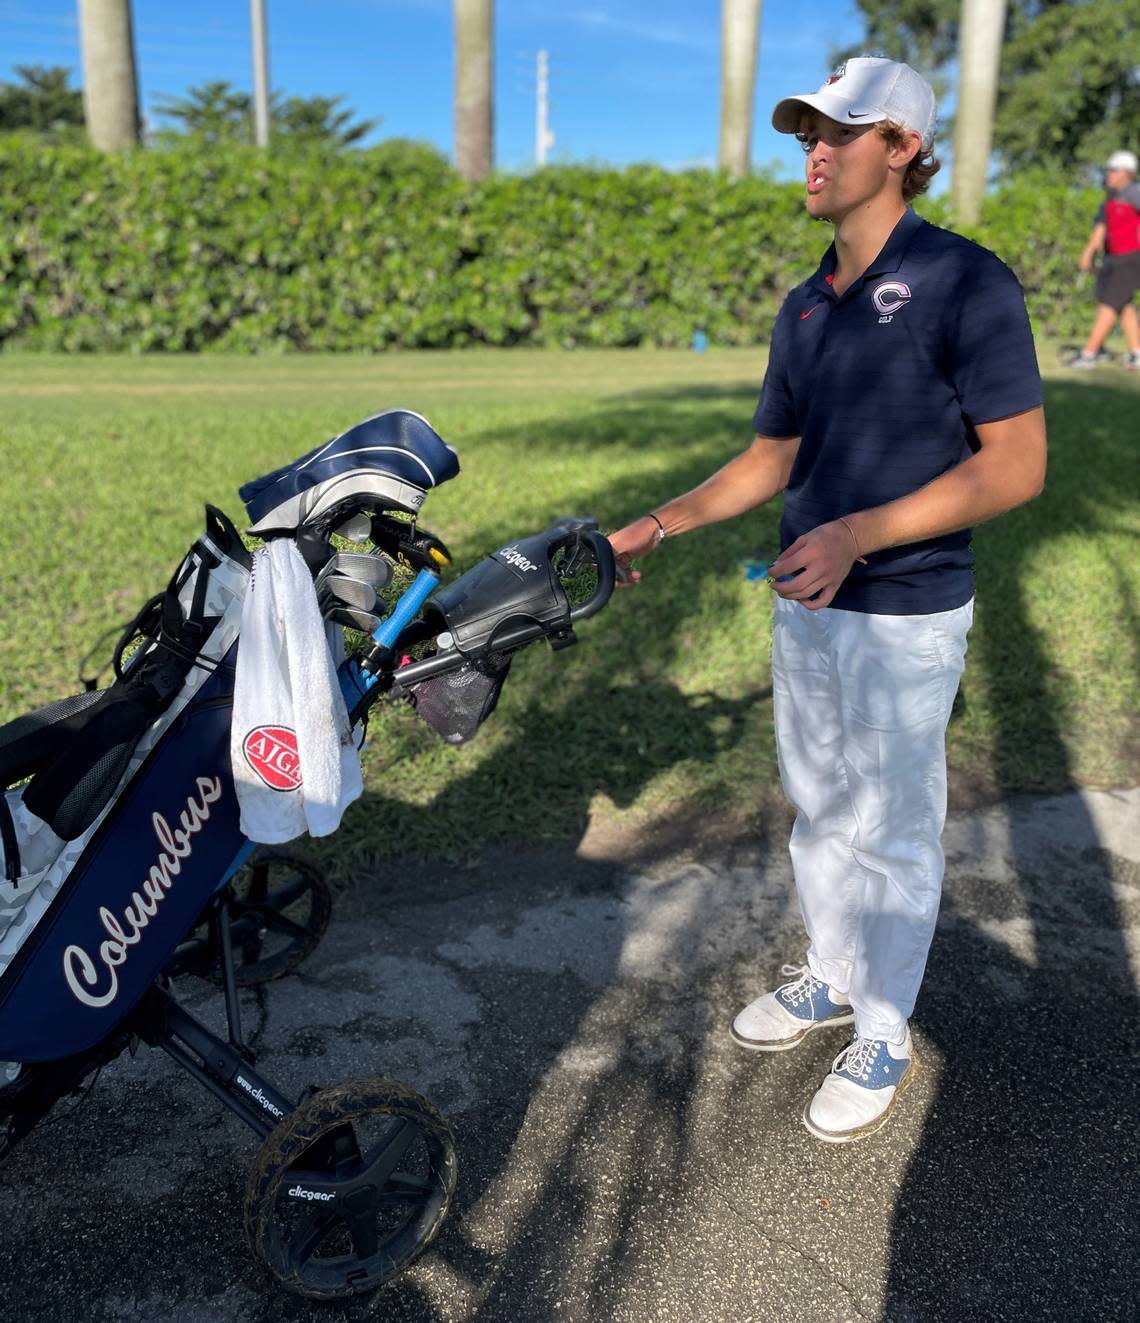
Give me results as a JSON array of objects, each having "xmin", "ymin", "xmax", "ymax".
[{"xmin": 0, "ymin": 410, "xmax": 615, "ymax": 1299}]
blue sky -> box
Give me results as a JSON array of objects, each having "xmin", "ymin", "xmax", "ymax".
[{"xmin": 2, "ymin": 0, "xmax": 873, "ymax": 178}]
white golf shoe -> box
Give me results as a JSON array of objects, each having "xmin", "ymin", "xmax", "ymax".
[
  {"xmin": 803, "ymin": 1028, "xmax": 917, "ymax": 1143},
  {"xmin": 731, "ymin": 964, "xmax": 854, "ymax": 1052}
]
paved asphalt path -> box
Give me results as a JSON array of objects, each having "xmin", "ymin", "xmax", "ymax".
[{"xmin": 0, "ymin": 787, "xmax": 1137, "ymax": 1323}]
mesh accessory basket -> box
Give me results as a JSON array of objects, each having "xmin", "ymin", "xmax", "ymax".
[{"xmin": 408, "ymin": 655, "xmax": 512, "ymax": 745}]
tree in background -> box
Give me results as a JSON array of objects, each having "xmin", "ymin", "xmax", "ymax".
[
  {"xmin": 996, "ymin": 0, "xmax": 1140, "ymax": 171},
  {"xmin": 276, "ymin": 94, "xmax": 376, "ymax": 147},
  {"xmin": 152, "ymin": 81, "xmax": 251, "ymax": 145},
  {"xmin": 719, "ymin": 0, "xmax": 763, "ymax": 178},
  {"xmin": 846, "ymin": 0, "xmax": 1140, "ymax": 176},
  {"xmin": 151, "ymin": 81, "xmax": 377, "ymax": 149},
  {"xmin": 454, "ymin": 0, "xmax": 494, "ymax": 181},
  {"xmin": 0, "ymin": 65, "xmax": 84, "ymax": 134},
  {"xmin": 78, "ymin": 0, "xmax": 140, "ymax": 150},
  {"xmin": 840, "ymin": 0, "xmax": 958, "ymax": 89},
  {"xmin": 954, "ymin": 0, "xmax": 1007, "ymax": 223}
]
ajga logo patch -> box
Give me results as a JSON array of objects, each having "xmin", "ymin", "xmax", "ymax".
[{"xmin": 243, "ymin": 726, "xmax": 302, "ymax": 791}]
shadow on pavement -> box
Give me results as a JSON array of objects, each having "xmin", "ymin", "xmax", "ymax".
[{"xmin": 882, "ymin": 377, "xmax": 1140, "ymax": 1321}]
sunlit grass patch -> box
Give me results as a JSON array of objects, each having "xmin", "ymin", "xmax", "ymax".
[{"xmin": 1, "ymin": 350, "xmax": 1135, "ymax": 865}]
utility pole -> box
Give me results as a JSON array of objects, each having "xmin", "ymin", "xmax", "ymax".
[
  {"xmin": 250, "ymin": 0, "xmax": 271, "ymax": 148},
  {"xmin": 535, "ymin": 49, "xmax": 554, "ymax": 167},
  {"xmin": 953, "ymin": 0, "xmax": 1007, "ymax": 224}
]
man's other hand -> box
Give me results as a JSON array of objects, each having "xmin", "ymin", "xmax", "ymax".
[{"xmin": 768, "ymin": 521, "xmax": 859, "ymax": 609}]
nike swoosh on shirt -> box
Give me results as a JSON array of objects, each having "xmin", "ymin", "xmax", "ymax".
[{"xmin": 800, "ymin": 305, "xmax": 822, "ymax": 320}]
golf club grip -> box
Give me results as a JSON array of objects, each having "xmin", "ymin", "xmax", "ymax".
[{"xmin": 370, "ymin": 568, "xmax": 439, "ymax": 650}]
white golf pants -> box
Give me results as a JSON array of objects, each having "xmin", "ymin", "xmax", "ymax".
[{"xmin": 771, "ymin": 595, "xmax": 974, "ymax": 1043}]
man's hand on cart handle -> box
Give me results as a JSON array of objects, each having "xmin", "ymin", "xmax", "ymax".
[{"xmin": 607, "ymin": 514, "xmax": 668, "ymax": 586}]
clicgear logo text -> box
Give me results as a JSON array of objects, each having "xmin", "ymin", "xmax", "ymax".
[
  {"xmin": 498, "ymin": 545, "xmax": 540, "ymax": 573},
  {"xmin": 235, "ymin": 1074, "xmax": 284, "ymax": 1118}
]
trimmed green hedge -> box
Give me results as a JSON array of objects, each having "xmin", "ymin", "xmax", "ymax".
[{"xmin": 0, "ymin": 137, "xmax": 1100, "ymax": 351}]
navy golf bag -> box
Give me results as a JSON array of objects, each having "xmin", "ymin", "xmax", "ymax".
[{"xmin": 0, "ymin": 409, "xmax": 614, "ymax": 1299}]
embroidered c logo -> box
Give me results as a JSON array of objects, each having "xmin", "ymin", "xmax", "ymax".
[{"xmin": 872, "ymin": 282, "xmax": 912, "ymax": 316}]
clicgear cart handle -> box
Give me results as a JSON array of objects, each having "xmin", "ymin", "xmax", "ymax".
[
  {"xmin": 345, "ymin": 518, "xmax": 615, "ymax": 719},
  {"xmin": 565, "ymin": 528, "xmax": 617, "ymax": 623},
  {"xmin": 415, "ymin": 517, "xmax": 614, "ymax": 657}
]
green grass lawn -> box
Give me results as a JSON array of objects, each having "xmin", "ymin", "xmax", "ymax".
[{"xmin": 1, "ymin": 348, "xmax": 1137, "ymax": 871}]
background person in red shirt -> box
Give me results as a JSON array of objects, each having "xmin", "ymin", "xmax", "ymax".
[{"xmin": 1069, "ymin": 149, "xmax": 1140, "ymax": 370}]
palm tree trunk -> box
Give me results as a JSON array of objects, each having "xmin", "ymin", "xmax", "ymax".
[
  {"xmin": 953, "ymin": 0, "xmax": 1007, "ymax": 224},
  {"xmin": 719, "ymin": 0, "xmax": 762, "ymax": 178},
  {"xmin": 78, "ymin": 0, "xmax": 140, "ymax": 150},
  {"xmin": 454, "ymin": 0, "xmax": 493, "ymax": 181}
]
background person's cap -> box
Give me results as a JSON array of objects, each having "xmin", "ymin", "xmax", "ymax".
[
  {"xmin": 1106, "ymin": 150, "xmax": 1138, "ymax": 173},
  {"xmin": 772, "ymin": 56, "xmax": 936, "ymax": 148}
]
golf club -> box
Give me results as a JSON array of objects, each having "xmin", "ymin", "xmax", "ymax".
[
  {"xmin": 325, "ymin": 604, "xmax": 384, "ymax": 632},
  {"xmin": 314, "ymin": 551, "xmax": 392, "ymax": 597},
  {"xmin": 317, "ymin": 576, "xmax": 378, "ymax": 616}
]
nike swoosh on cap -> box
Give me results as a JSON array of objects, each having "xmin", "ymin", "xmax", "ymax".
[{"xmin": 847, "ymin": 110, "xmax": 873, "ymax": 119}]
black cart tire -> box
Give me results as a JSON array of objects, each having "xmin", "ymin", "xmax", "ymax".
[
  {"xmin": 244, "ymin": 1077, "xmax": 457, "ymax": 1299},
  {"xmin": 220, "ymin": 846, "xmax": 332, "ymax": 986}
]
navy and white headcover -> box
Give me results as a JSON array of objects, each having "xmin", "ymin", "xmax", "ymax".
[{"xmin": 240, "ymin": 409, "xmax": 460, "ymax": 536}]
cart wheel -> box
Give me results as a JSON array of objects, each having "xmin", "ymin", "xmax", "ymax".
[
  {"xmin": 221, "ymin": 847, "xmax": 332, "ymax": 986},
  {"xmin": 244, "ymin": 1078, "xmax": 457, "ymax": 1299}
]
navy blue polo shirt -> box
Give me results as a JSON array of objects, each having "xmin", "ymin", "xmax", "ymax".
[{"xmin": 753, "ymin": 208, "xmax": 1042, "ymax": 615}]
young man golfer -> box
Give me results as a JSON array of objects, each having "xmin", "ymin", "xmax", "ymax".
[
  {"xmin": 1070, "ymin": 148, "xmax": 1140, "ymax": 370},
  {"xmin": 609, "ymin": 57, "xmax": 1046, "ymax": 1143}
]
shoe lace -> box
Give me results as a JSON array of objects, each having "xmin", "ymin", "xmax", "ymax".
[
  {"xmin": 777, "ymin": 963, "xmax": 824, "ymax": 1010},
  {"xmin": 833, "ymin": 1035, "xmax": 880, "ymax": 1081}
]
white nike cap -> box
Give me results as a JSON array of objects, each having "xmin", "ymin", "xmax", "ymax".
[
  {"xmin": 772, "ymin": 56, "xmax": 937, "ymax": 149},
  {"xmin": 1106, "ymin": 150, "xmax": 1138, "ymax": 173}
]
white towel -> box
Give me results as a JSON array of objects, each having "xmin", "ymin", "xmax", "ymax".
[{"xmin": 231, "ymin": 540, "xmax": 362, "ymax": 843}]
